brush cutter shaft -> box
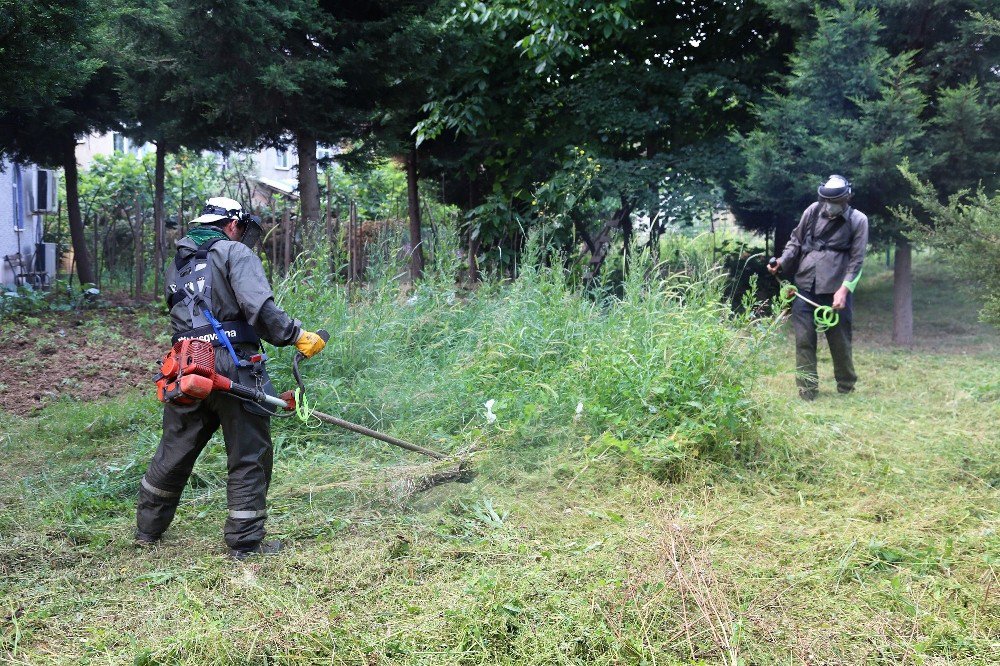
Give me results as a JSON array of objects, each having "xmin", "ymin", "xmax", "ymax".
[
  {"xmin": 157, "ymin": 337, "xmax": 449, "ymax": 460},
  {"xmin": 224, "ymin": 380, "xmax": 289, "ymax": 411},
  {"xmin": 309, "ymin": 410, "xmax": 448, "ymax": 460}
]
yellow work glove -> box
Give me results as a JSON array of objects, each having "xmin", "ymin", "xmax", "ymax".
[{"xmin": 295, "ymin": 329, "xmax": 326, "ymax": 358}]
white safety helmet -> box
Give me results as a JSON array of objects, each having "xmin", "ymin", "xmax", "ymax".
[
  {"xmin": 191, "ymin": 197, "xmax": 244, "ymax": 225},
  {"xmin": 817, "ymin": 175, "xmax": 852, "ymax": 201}
]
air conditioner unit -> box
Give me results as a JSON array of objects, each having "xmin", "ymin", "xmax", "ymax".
[{"xmin": 32, "ymin": 168, "xmax": 59, "ymax": 214}]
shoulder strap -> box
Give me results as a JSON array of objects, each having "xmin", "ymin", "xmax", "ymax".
[
  {"xmin": 168, "ymin": 237, "xmax": 229, "ymax": 310},
  {"xmin": 173, "ymin": 236, "xmax": 227, "ymax": 271},
  {"xmin": 803, "ymin": 203, "xmax": 821, "ymax": 247}
]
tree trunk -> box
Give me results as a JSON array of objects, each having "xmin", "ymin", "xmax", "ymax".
[
  {"xmin": 467, "ymin": 227, "xmax": 481, "ymax": 283},
  {"xmin": 584, "ymin": 204, "xmax": 631, "ymax": 285},
  {"xmin": 296, "ymin": 131, "xmax": 320, "ymax": 232},
  {"xmin": 153, "ymin": 142, "xmax": 167, "ymax": 298},
  {"xmin": 405, "ymin": 147, "xmax": 425, "ymax": 281},
  {"xmin": 63, "ymin": 141, "xmax": 95, "ymax": 286},
  {"xmin": 621, "ymin": 203, "xmax": 633, "ymax": 276},
  {"xmin": 325, "ymin": 170, "xmax": 336, "ymax": 276},
  {"xmin": 92, "ymin": 210, "xmax": 99, "ymax": 290},
  {"xmin": 892, "ymin": 238, "xmax": 913, "ymax": 346},
  {"xmin": 134, "ymin": 197, "xmax": 144, "ymax": 299}
]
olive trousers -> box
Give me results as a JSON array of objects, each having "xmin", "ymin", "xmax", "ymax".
[{"xmin": 791, "ymin": 288, "xmax": 856, "ymax": 397}]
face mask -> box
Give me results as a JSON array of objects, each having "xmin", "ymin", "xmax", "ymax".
[{"xmin": 821, "ymin": 201, "xmax": 845, "ymax": 217}]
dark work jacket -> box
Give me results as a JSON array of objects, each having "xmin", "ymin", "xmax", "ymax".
[
  {"xmin": 166, "ymin": 236, "xmax": 301, "ymax": 407},
  {"xmin": 779, "ymin": 202, "xmax": 869, "ymax": 295}
]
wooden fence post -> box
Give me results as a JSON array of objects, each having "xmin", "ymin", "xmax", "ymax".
[{"xmin": 283, "ymin": 206, "xmax": 292, "ymax": 277}]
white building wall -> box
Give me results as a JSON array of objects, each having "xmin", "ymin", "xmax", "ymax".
[
  {"xmin": 255, "ymin": 146, "xmax": 299, "ymax": 185},
  {"xmin": 0, "ymin": 159, "xmax": 45, "ymax": 288},
  {"xmin": 76, "ymin": 132, "xmax": 155, "ymax": 170},
  {"xmin": 75, "ymin": 133, "xmax": 117, "ymax": 170}
]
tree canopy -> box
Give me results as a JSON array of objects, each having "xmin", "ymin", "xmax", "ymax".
[{"xmin": 1, "ymin": 0, "xmax": 995, "ymax": 324}]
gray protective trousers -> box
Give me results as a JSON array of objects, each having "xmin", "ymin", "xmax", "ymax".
[
  {"xmin": 791, "ymin": 288, "xmax": 856, "ymax": 396},
  {"xmin": 137, "ymin": 390, "xmax": 274, "ymax": 550}
]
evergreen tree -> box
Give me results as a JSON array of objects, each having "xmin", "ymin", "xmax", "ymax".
[
  {"xmin": 163, "ymin": 0, "xmax": 347, "ymax": 230},
  {"xmin": 315, "ymin": 0, "xmax": 448, "ymax": 281},
  {"xmin": 732, "ymin": 0, "xmax": 998, "ymax": 344}
]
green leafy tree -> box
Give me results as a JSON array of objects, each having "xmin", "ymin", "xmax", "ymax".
[
  {"xmin": 0, "ymin": 0, "xmax": 121, "ymax": 286},
  {"xmin": 157, "ymin": 0, "xmax": 348, "ymax": 236},
  {"xmin": 109, "ymin": 0, "xmax": 215, "ymax": 296},
  {"xmin": 416, "ymin": 0, "xmax": 791, "ymax": 280},
  {"xmin": 317, "ymin": 0, "xmax": 449, "ymax": 281}
]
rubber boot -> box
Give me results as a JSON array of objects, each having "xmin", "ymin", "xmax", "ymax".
[
  {"xmin": 229, "ymin": 540, "xmax": 283, "ymax": 561},
  {"xmin": 134, "ymin": 530, "xmax": 161, "ymax": 547}
]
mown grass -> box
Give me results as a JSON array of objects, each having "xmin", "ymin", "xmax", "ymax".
[{"xmin": 1, "ymin": 252, "xmax": 997, "ymax": 664}]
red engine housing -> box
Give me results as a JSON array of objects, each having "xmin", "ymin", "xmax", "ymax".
[{"xmin": 155, "ymin": 339, "xmax": 218, "ymax": 405}]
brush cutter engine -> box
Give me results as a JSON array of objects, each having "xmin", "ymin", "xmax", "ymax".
[
  {"xmin": 154, "ymin": 338, "xmax": 285, "ymax": 409},
  {"xmin": 155, "ymin": 339, "xmax": 218, "ymax": 404}
]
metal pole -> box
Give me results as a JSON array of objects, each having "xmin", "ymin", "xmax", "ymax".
[{"xmin": 310, "ymin": 410, "xmax": 449, "ymax": 460}]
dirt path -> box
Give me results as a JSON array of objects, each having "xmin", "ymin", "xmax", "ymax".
[{"xmin": 0, "ymin": 304, "xmax": 166, "ymax": 416}]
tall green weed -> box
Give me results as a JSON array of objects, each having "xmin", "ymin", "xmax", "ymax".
[{"xmin": 270, "ymin": 232, "xmax": 778, "ymax": 477}]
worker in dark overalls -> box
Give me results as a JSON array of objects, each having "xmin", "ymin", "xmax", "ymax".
[
  {"xmin": 769, "ymin": 176, "xmax": 869, "ymax": 400},
  {"xmin": 136, "ymin": 197, "xmax": 326, "ymax": 558}
]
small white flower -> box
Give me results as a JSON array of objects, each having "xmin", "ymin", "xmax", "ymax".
[
  {"xmin": 484, "ymin": 399, "xmax": 497, "ymax": 424},
  {"xmin": 406, "ymin": 294, "xmax": 419, "ymax": 306}
]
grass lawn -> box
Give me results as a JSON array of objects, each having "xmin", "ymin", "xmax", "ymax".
[{"xmin": 1, "ymin": 258, "xmax": 997, "ymax": 664}]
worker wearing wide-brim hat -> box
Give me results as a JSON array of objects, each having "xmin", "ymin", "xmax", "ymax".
[
  {"xmin": 769, "ymin": 176, "xmax": 869, "ymax": 400},
  {"xmin": 135, "ymin": 197, "xmax": 327, "ymax": 559}
]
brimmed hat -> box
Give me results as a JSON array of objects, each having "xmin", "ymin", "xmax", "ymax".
[
  {"xmin": 817, "ymin": 175, "xmax": 852, "ymax": 200},
  {"xmin": 191, "ymin": 197, "xmax": 243, "ymax": 225}
]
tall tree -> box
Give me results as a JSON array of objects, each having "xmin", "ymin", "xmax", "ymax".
[
  {"xmin": 110, "ymin": 0, "xmax": 208, "ymax": 296},
  {"xmin": 0, "ymin": 0, "xmax": 121, "ymax": 286},
  {"xmin": 731, "ymin": 0, "xmax": 999, "ymax": 344},
  {"xmin": 163, "ymin": 0, "xmax": 347, "ymax": 234},
  {"xmin": 349, "ymin": 0, "xmax": 448, "ymax": 281},
  {"xmin": 416, "ymin": 0, "xmax": 792, "ymax": 280}
]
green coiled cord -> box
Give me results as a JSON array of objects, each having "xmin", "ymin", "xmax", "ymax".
[{"xmin": 777, "ymin": 282, "xmax": 840, "ymax": 333}]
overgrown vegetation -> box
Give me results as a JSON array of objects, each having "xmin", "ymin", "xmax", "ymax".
[
  {"xmin": 1, "ymin": 256, "xmax": 996, "ymax": 664},
  {"xmin": 268, "ymin": 231, "xmax": 777, "ymax": 478}
]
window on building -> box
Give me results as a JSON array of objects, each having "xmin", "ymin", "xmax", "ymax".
[
  {"xmin": 276, "ymin": 149, "xmax": 290, "ymax": 170},
  {"xmin": 113, "ymin": 132, "xmax": 125, "ymax": 153},
  {"xmin": 316, "ymin": 145, "xmax": 335, "ymax": 161}
]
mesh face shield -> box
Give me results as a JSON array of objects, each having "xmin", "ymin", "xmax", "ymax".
[{"xmin": 239, "ymin": 214, "xmax": 264, "ymax": 249}]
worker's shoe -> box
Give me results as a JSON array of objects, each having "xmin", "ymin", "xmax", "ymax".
[
  {"xmin": 798, "ymin": 389, "xmax": 817, "ymax": 402},
  {"xmin": 229, "ymin": 540, "xmax": 283, "ymax": 561},
  {"xmin": 837, "ymin": 386, "xmax": 855, "ymax": 395},
  {"xmin": 134, "ymin": 530, "xmax": 161, "ymax": 547}
]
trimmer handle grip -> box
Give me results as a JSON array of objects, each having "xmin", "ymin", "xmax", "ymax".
[{"xmin": 316, "ymin": 329, "xmax": 330, "ymax": 344}]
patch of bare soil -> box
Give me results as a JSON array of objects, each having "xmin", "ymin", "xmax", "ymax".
[{"xmin": 0, "ymin": 303, "xmax": 167, "ymax": 416}]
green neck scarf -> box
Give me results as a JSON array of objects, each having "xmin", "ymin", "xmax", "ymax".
[{"xmin": 186, "ymin": 226, "xmax": 230, "ymax": 246}]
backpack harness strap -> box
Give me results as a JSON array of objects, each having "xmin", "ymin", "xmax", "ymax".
[
  {"xmin": 801, "ymin": 206, "xmax": 856, "ymax": 255},
  {"xmin": 167, "ymin": 237, "xmax": 263, "ymax": 370}
]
